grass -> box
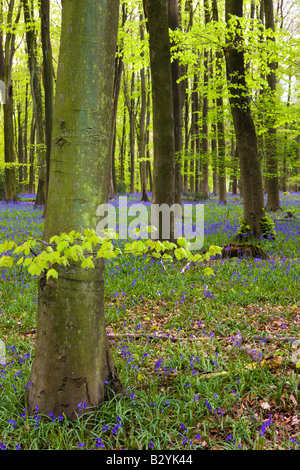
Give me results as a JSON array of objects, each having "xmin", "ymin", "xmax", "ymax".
[{"xmin": 0, "ymin": 191, "xmax": 299, "ymax": 450}]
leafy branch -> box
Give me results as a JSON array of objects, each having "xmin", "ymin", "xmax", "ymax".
[{"xmin": 0, "ymin": 228, "xmax": 222, "ymax": 279}]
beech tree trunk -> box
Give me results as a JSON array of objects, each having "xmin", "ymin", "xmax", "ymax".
[
  {"xmin": 212, "ymin": 0, "xmax": 226, "ymax": 203},
  {"xmin": 264, "ymin": 0, "xmax": 281, "ymax": 212},
  {"xmin": 168, "ymin": 0, "xmax": 182, "ymax": 206},
  {"xmin": 27, "ymin": 0, "xmax": 122, "ymax": 420},
  {"xmin": 145, "ymin": 0, "xmax": 176, "ymax": 241},
  {"xmin": 23, "ymin": 0, "xmax": 47, "ymax": 208},
  {"xmin": 225, "ymin": 0, "xmax": 265, "ymax": 238},
  {"xmin": 40, "ymin": 0, "xmax": 54, "ymax": 213},
  {"xmin": 0, "ymin": 0, "xmax": 21, "ymax": 202},
  {"xmin": 138, "ymin": 16, "xmax": 148, "ymax": 202},
  {"xmin": 200, "ymin": 0, "xmax": 210, "ymax": 198}
]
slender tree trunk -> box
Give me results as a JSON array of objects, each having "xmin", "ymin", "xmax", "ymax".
[
  {"xmin": 191, "ymin": 73, "xmax": 199, "ymax": 194},
  {"xmin": 211, "ymin": 120, "xmax": 218, "ymax": 196},
  {"xmin": 200, "ymin": 0, "xmax": 210, "ymax": 198},
  {"xmin": 29, "ymin": 117, "xmax": 36, "ymax": 194},
  {"xmin": 27, "ymin": 0, "xmax": 122, "ymax": 420},
  {"xmin": 17, "ymin": 103, "xmax": 24, "ymax": 191},
  {"xmin": 230, "ymin": 140, "xmax": 238, "ymax": 195},
  {"xmin": 23, "ymin": 82, "xmax": 29, "ymax": 192},
  {"xmin": 23, "ymin": 0, "xmax": 47, "ymax": 208},
  {"xmin": 40, "ymin": 0, "xmax": 54, "ymax": 214},
  {"xmin": 212, "ymin": 0, "xmax": 226, "ymax": 203},
  {"xmin": 264, "ymin": 0, "xmax": 281, "ymax": 211},
  {"xmin": 0, "ymin": 0, "xmax": 21, "ymax": 202},
  {"xmin": 145, "ymin": 0, "xmax": 176, "ymax": 241},
  {"xmin": 225, "ymin": 0, "xmax": 265, "ymax": 238},
  {"xmin": 119, "ymin": 105, "xmax": 126, "ymax": 185},
  {"xmin": 128, "ymin": 72, "xmax": 136, "ymax": 194},
  {"xmin": 168, "ymin": 0, "xmax": 182, "ymax": 206},
  {"xmin": 138, "ymin": 16, "xmax": 148, "ymax": 202}
]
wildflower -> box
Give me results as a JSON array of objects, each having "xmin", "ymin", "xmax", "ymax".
[
  {"xmin": 205, "ymin": 400, "xmax": 212, "ymax": 411},
  {"xmin": 7, "ymin": 418, "xmax": 17, "ymax": 429},
  {"xmin": 154, "ymin": 358, "xmax": 163, "ymax": 371},
  {"xmin": 78, "ymin": 401, "xmax": 87, "ymax": 411},
  {"xmin": 148, "ymin": 440, "xmax": 154, "ymax": 449},
  {"xmin": 95, "ymin": 438, "xmax": 105, "ymax": 448},
  {"xmin": 258, "ymin": 414, "xmax": 273, "ymax": 436}
]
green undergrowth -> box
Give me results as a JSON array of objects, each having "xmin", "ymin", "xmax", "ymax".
[{"xmin": 0, "ymin": 193, "xmax": 299, "ymax": 450}]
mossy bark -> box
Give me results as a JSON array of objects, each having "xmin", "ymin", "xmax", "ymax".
[{"xmin": 27, "ymin": 0, "xmax": 122, "ymax": 420}]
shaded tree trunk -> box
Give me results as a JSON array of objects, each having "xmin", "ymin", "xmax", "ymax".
[
  {"xmin": 168, "ymin": 0, "xmax": 182, "ymax": 206},
  {"xmin": 225, "ymin": 0, "xmax": 265, "ymax": 238},
  {"xmin": 212, "ymin": 0, "xmax": 226, "ymax": 203},
  {"xmin": 138, "ymin": 15, "xmax": 148, "ymax": 202},
  {"xmin": 40, "ymin": 0, "xmax": 54, "ymax": 214},
  {"xmin": 0, "ymin": 0, "xmax": 21, "ymax": 202},
  {"xmin": 23, "ymin": 0, "xmax": 47, "ymax": 208},
  {"xmin": 200, "ymin": 0, "xmax": 210, "ymax": 198},
  {"xmin": 145, "ymin": 0, "xmax": 176, "ymax": 241},
  {"xmin": 264, "ymin": 0, "xmax": 281, "ymax": 211}
]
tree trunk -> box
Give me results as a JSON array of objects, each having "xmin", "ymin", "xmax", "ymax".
[
  {"xmin": 168, "ymin": 0, "xmax": 182, "ymax": 206},
  {"xmin": 212, "ymin": 0, "xmax": 226, "ymax": 203},
  {"xmin": 40, "ymin": 0, "xmax": 54, "ymax": 214},
  {"xmin": 0, "ymin": 0, "xmax": 21, "ymax": 202},
  {"xmin": 225, "ymin": 0, "xmax": 265, "ymax": 238},
  {"xmin": 17, "ymin": 103, "xmax": 25, "ymax": 191},
  {"xmin": 23, "ymin": 0, "xmax": 47, "ymax": 208},
  {"xmin": 200, "ymin": 0, "xmax": 210, "ymax": 198},
  {"xmin": 264, "ymin": 0, "xmax": 281, "ymax": 212},
  {"xmin": 138, "ymin": 16, "xmax": 148, "ymax": 202},
  {"xmin": 27, "ymin": 0, "xmax": 122, "ymax": 420},
  {"xmin": 146, "ymin": 0, "xmax": 176, "ymax": 241}
]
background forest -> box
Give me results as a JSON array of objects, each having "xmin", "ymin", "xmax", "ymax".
[
  {"xmin": 0, "ymin": 0, "xmax": 300, "ymax": 453},
  {"xmin": 0, "ymin": 0, "xmax": 299, "ymax": 203}
]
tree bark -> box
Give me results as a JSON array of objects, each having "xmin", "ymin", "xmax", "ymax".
[
  {"xmin": 225, "ymin": 0, "xmax": 265, "ymax": 238},
  {"xmin": 27, "ymin": 0, "xmax": 122, "ymax": 420}
]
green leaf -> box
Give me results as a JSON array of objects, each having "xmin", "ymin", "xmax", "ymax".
[
  {"xmin": 46, "ymin": 269, "xmax": 58, "ymax": 279},
  {"xmin": 204, "ymin": 267, "xmax": 214, "ymax": 276}
]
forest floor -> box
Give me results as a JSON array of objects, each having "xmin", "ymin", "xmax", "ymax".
[{"xmin": 0, "ymin": 191, "xmax": 299, "ymax": 450}]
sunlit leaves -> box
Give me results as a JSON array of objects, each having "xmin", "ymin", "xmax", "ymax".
[{"xmin": 0, "ymin": 228, "xmax": 221, "ymax": 279}]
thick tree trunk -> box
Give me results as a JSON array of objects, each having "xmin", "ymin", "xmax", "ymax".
[
  {"xmin": 27, "ymin": 0, "xmax": 122, "ymax": 420},
  {"xmin": 225, "ymin": 0, "xmax": 265, "ymax": 238}
]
